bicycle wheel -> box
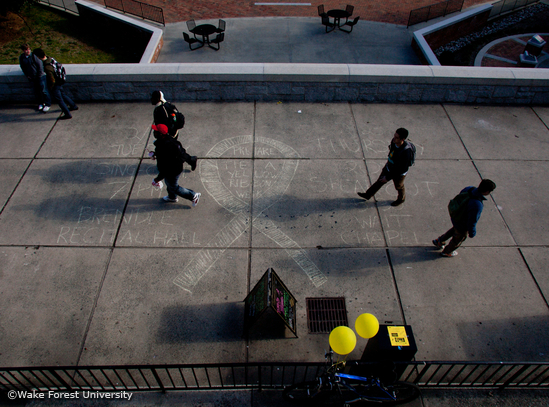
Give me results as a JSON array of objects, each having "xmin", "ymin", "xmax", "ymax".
[
  {"xmin": 284, "ymin": 381, "xmax": 364, "ymax": 406},
  {"xmin": 361, "ymin": 381, "xmax": 420, "ymax": 405},
  {"xmin": 283, "ymin": 381, "xmax": 320, "ymax": 404}
]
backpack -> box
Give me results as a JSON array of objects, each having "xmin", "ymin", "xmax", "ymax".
[
  {"xmin": 406, "ymin": 141, "xmax": 416, "ymax": 166},
  {"xmin": 448, "ymin": 190, "xmax": 472, "ymax": 222},
  {"xmin": 162, "ymin": 102, "xmax": 185, "ymax": 131},
  {"xmin": 50, "ymin": 58, "xmax": 66, "ymax": 85}
]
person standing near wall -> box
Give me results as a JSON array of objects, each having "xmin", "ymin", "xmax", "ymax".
[
  {"xmin": 34, "ymin": 48, "xmax": 78, "ymax": 120},
  {"xmin": 19, "ymin": 44, "xmax": 51, "ymax": 112}
]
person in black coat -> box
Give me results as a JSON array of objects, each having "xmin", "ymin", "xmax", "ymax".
[
  {"xmin": 151, "ymin": 90, "xmax": 197, "ymax": 170},
  {"xmin": 152, "ymin": 124, "xmax": 201, "ymax": 206}
]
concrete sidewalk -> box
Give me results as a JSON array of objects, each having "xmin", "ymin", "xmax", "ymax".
[
  {"xmin": 1, "ymin": 101, "xmax": 549, "ymax": 406},
  {"xmin": 157, "ymin": 17, "xmax": 422, "ymax": 64}
]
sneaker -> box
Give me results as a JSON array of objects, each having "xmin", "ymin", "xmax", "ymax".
[
  {"xmin": 391, "ymin": 199, "xmax": 405, "ymax": 207},
  {"xmin": 163, "ymin": 196, "xmax": 178, "ymax": 203},
  {"xmin": 441, "ymin": 251, "xmax": 458, "ymax": 257},
  {"xmin": 59, "ymin": 114, "xmax": 72, "ymax": 120},
  {"xmin": 192, "ymin": 192, "xmax": 201, "ymax": 207},
  {"xmin": 190, "ymin": 156, "xmax": 198, "ymax": 171},
  {"xmin": 38, "ymin": 105, "xmax": 44, "ymax": 111},
  {"xmin": 432, "ymin": 238, "xmax": 445, "ymax": 249},
  {"xmin": 42, "ymin": 106, "xmax": 50, "ymax": 112},
  {"xmin": 69, "ymin": 105, "xmax": 79, "ymax": 111},
  {"xmin": 357, "ymin": 192, "xmax": 371, "ymax": 200}
]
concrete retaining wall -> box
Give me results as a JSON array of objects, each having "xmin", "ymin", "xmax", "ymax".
[
  {"xmin": 1, "ymin": 1, "xmax": 547, "ymax": 105},
  {"xmin": 412, "ymin": 4, "xmax": 494, "ymax": 66},
  {"xmin": 75, "ymin": 0, "xmax": 163, "ymax": 64},
  {"xmin": 1, "ymin": 63, "xmax": 548, "ymax": 104}
]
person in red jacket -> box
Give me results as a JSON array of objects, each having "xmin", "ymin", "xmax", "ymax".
[{"xmin": 151, "ymin": 124, "xmax": 201, "ymax": 206}]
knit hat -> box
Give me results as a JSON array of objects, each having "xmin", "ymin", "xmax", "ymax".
[{"xmin": 151, "ymin": 124, "xmax": 169, "ymax": 135}]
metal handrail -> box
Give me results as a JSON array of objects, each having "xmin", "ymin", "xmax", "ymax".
[
  {"xmin": 37, "ymin": 0, "xmax": 78, "ymax": 14},
  {"xmin": 1, "ymin": 361, "xmax": 549, "ymax": 392},
  {"xmin": 407, "ymin": 0, "xmax": 465, "ymax": 27},
  {"xmin": 489, "ymin": 0, "xmax": 539, "ymax": 19},
  {"xmin": 104, "ymin": 0, "xmax": 164, "ymax": 25}
]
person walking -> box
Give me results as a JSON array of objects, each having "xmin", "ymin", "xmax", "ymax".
[
  {"xmin": 34, "ymin": 48, "xmax": 78, "ymax": 120},
  {"xmin": 433, "ymin": 179, "xmax": 496, "ymax": 257},
  {"xmin": 151, "ymin": 124, "xmax": 201, "ymax": 206},
  {"xmin": 19, "ymin": 44, "xmax": 51, "ymax": 112},
  {"xmin": 357, "ymin": 128, "xmax": 415, "ymax": 207},
  {"xmin": 150, "ymin": 90, "xmax": 197, "ymax": 170}
]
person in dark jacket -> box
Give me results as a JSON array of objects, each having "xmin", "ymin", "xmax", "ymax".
[
  {"xmin": 152, "ymin": 124, "xmax": 201, "ymax": 206},
  {"xmin": 433, "ymin": 179, "xmax": 496, "ymax": 257},
  {"xmin": 34, "ymin": 48, "xmax": 78, "ymax": 120},
  {"xmin": 19, "ymin": 44, "xmax": 51, "ymax": 112},
  {"xmin": 357, "ymin": 128, "xmax": 414, "ymax": 206},
  {"xmin": 151, "ymin": 90, "xmax": 197, "ymax": 170}
]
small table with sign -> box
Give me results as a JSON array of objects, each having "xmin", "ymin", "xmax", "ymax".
[
  {"xmin": 327, "ymin": 9, "xmax": 351, "ymax": 29},
  {"xmin": 244, "ymin": 268, "xmax": 298, "ymax": 338},
  {"xmin": 357, "ymin": 324, "xmax": 417, "ymax": 380}
]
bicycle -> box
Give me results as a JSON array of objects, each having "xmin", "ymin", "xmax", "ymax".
[{"xmin": 283, "ymin": 351, "xmax": 420, "ymax": 405}]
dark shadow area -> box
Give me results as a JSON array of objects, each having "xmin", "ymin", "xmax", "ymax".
[
  {"xmin": 36, "ymin": 159, "xmax": 138, "ymax": 184},
  {"xmin": 0, "ymin": 104, "xmax": 62, "ymax": 122},
  {"xmin": 75, "ymin": 5, "xmax": 150, "ymax": 63},
  {"xmin": 458, "ymin": 315, "xmax": 549, "ymax": 361},
  {"xmin": 157, "ymin": 303, "xmax": 244, "ymax": 343}
]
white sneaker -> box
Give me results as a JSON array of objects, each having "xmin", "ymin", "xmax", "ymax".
[
  {"xmin": 163, "ymin": 196, "xmax": 178, "ymax": 203},
  {"xmin": 192, "ymin": 192, "xmax": 201, "ymax": 207},
  {"xmin": 38, "ymin": 105, "xmax": 44, "ymax": 111},
  {"xmin": 42, "ymin": 106, "xmax": 50, "ymax": 112}
]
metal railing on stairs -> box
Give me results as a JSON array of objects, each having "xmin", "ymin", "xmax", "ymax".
[
  {"xmin": 104, "ymin": 0, "xmax": 164, "ymax": 25},
  {"xmin": 1, "ymin": 361, "xmax": 549, "ymax": 393},
  {"xmin": 407, "ymin": 0, "xmax": 465, "ymax": 27},
  {"xmin": 489, "ymin": 0, "xmax": 539, "ymax": 19},
  {"xmin": 37, "ymin": 0, "xmax": 78, "ymax": 14}
]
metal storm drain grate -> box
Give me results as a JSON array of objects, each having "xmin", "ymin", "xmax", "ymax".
[{"xmin": 306, "ymin": 297, "xmax": 348, "ymax": 333}]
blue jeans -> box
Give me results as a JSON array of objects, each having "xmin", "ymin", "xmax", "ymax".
[
  {"xmin": 165, "ymin": 173, "xmax": 195, "ymax": 201},
  {"xmin": 51, "ymin": 85, "xmax": 76, "ymax": 116},
  {"xmin": 34, "ymin": 76, "xmax": 51, "ymax": 106}
]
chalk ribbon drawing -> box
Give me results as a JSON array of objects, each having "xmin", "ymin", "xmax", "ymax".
[{"xmin": 173, "ymin": 135, "xmax": 327, "ymax": 293}]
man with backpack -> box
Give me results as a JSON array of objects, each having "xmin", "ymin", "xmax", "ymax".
[
  {"xmin": 151, "ymin": 124, "xmax": 201, "ymax": 206},
  {"xmin": 357, "ymin": 128, "xmax": 415, "ymax": 207},
  {"xmin": 33, "ymin": 48, "xmax": 78, "ymax": 120},
  {"xmin": 19, "ymin": 44, "xmax": 51, "ymax": 112},
  {"xmin": 433, "ymin": 179, "xmax": 496, "ymax": 257},
  {"xmin": 151, "ymin": 90, "xmax": 197, "ymax": 171}
]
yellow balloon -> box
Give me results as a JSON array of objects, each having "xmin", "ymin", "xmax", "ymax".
[
  {"xmin": 355, "ymin": 313, "xmax": 379, "ymax": 339},
  {"xmin": 329, "ymin": 326, "xmax": 357, "ymax": 355}
]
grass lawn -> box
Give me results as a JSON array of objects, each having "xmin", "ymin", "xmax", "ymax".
[{"xmin": 0, "ymin": 4, "xmax": 144, "ymax": 65}]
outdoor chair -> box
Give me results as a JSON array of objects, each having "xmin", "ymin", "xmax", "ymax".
[
  {"xmin": 340, "ymin": 16, "xmax": 359, "ymax": 33},
  {"xmin": 209, "ymin": 33, "xmax": 225, "ymax": 50},
  {"xmin": 216, "ymin": 19, "xmax": 226, "ymax": 33},
  {"xmin": 321, "ymin": 15, "xmax": 335, "ymax": 33},
  {"xmin": 318, "ymin": 4, "xmax": 327, "ymax": 16},
  {"xmin": 345, "ymin": 5, "xmax": 354, "ymax": 16},
  {"xmin": 183, "ymin": 32, "xmax": 202, "ymax": 50},
  {"xmin": 186, "ymin": 19, "xmax": 196, "ymax": 33}
]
